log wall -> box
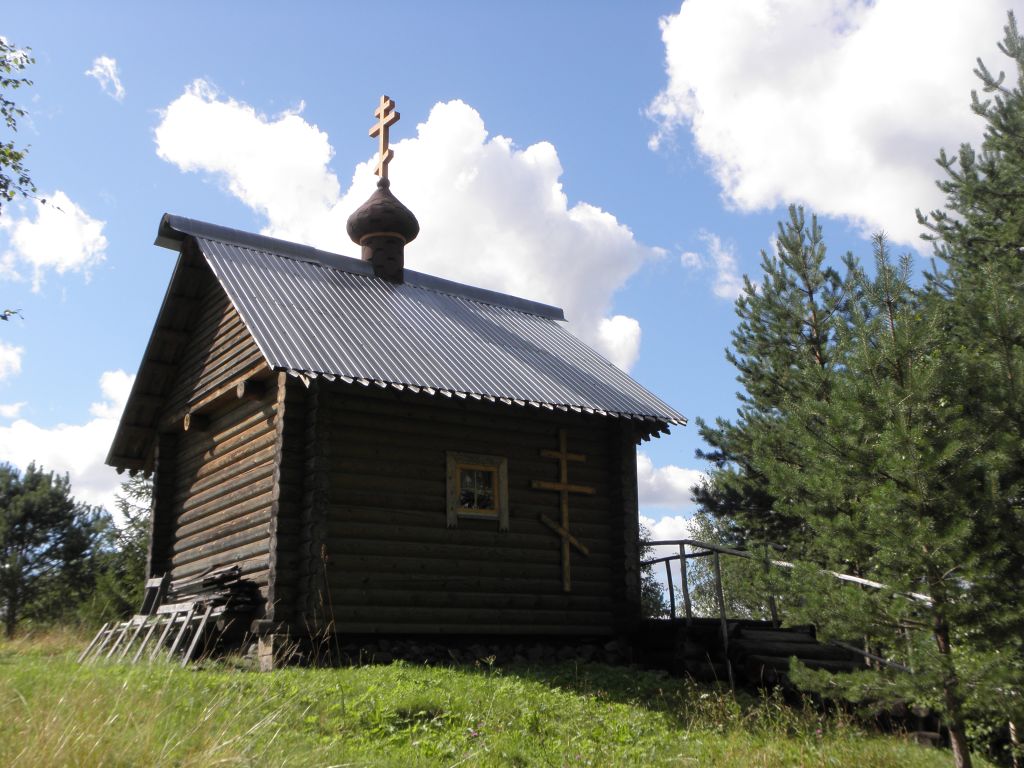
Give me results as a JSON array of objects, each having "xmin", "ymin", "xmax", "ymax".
[
  {"xmin": 152, "ymin": 276, "xmax": 279, "ymax": 614},
  {"xmin": 306, "ymin": 384, "xmax": 640, "ymax": 636}
]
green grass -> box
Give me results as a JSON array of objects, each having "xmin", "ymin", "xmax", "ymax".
[{"xmin": 0, "ymin": 630, "xmax": 990, "ymax": 767}]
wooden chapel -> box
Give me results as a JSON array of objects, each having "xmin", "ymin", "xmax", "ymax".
[{"xmin": 106, "ymin": 96, "xmax": 686, "ymax": 666}]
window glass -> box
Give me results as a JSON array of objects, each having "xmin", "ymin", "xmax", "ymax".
[{"xmin": 459, "ymin": 467, "xmax": 496, "ymax": 511}]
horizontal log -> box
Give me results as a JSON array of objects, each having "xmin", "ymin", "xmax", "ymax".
[
  {"xmin": 319, "ymin": 621, "xmax": 614, "ymax": 636},
  {"xmin": 236, "ymin": 378, "xmax": 268, "ymax": 401},
  {"xmin": 325, "ymin": 553, "xmax": 610, "ymax": 583},
  {"xmin": 175, "ymin": 410, "xmax": 276, "ymax": 472},
  {"xmin": 183, "ymin": 412, "xmax": 209, "ymax": 432},
  {"xmin": 318, "ymin": 453, "xmax": 612, "ymax": 489},
  {"xmin": 173, "ymin": 522, "xmax": 270, "ymax": 564},
  {"xmin": 731, "ymin": 640, "xmax": 861, "ymax": 662},
  {"xmin": 320, "ymin": 535, "xmax": 613, "ymax": 567},
  {"xmin": 175, "ymin": 506, "xmax": 272, "ymax": 548},
  {"xmin": 326, "ymin": 588, "xmax": 610, "ymax": 613},
  {"xmin": 181, "ymin": 463, "xmax": 275, "ymax": 514},
  {"xmin": 321, "ymin": 414, "xmax": 612, "ymax": 464},
  {"xmin": 315, "ymin": 604, "xmax": 614, "ymax": 628},
  {"xmin": 323, "ymin": 503, "xmax": 614, "ymax": 538},
  {"xmin": 321, "ymin": 385, "xmax": 612, "ymax": 434},
  {"xmin": 177, "ymin": 440, "xmax": 277, "ymax": 498},
  {"xmin": 323, "ymin": 571, "xmax": 610, "ymax": 597},
  {"xmin": 172, "ymin": 532, "xmax": 270, "ymax": 573},
  {"xmin": 175, "ymin": 485, "xmax": 275, "ymax": 529},
  {"xmin": 164, "ymin": 357, "xmax": 269, "ymax": 429},
  {"xmin": 324, "ymin": 515, "xmax": 613, "ymax": 553}
]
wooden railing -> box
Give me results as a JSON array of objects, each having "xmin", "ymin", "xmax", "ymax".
[
  {"xmin": 644, "ymin": 537, "xmax": 931, "ymax": 622},
  {"xmin": 642, "ymin": 538, "xmax": 929, "ymax": 686}
]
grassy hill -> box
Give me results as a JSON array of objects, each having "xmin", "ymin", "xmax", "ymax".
[{"xmin": 0, "ymin": 629, "xmax": 990, "ymax": 767}]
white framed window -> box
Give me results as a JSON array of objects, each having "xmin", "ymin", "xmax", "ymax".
[{"xmin": 446, "ymin": 451, "xmax": 509, "ymax": 530}]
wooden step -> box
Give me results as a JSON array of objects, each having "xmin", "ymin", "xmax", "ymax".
[
  {"xmin": 737, "ymin": 628, "xmax": 816, "ymax": 644},
  {"xmin": 730, "ymin": 640, "xmax": 862, "ymax": 662},
  {"xmin": 744, "ymin": 654, "xmax": 864, "ymax": 674}
]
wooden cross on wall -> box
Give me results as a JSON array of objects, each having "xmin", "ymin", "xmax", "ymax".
[
  {"xmin": 369, "ymin": 94, "xmax": 400, "ymax": 179},
  {"xmin": 532, "ymin": 428, "xmax": 594, "ymax": 592}
]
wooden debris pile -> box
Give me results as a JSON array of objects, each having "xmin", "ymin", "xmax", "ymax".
[{"xmin": 79, "ymin": 566, "xmax": 260, "ymax": 667}]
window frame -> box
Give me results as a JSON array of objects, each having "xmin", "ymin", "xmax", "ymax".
[{"xmin": 446, "ymin": 451, "xmax": 509, "ymax": 530}]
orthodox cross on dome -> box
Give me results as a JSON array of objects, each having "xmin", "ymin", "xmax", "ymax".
[
  {"xmin": 369, "ymin": 94, "xmax": 400, "ymax": 180},
  {"xmin": 532, "ymin": 428, "xmax": 594, "ymax": 593}
]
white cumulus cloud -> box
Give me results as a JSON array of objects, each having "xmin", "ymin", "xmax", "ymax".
[
  {"xmin": 0, "ymin": 191, "xmax": 108, "ymax": 290},
  {"xmin": 85, "ymin": 55, "xmax": 125, "ymax": 101},
  {"xmin": 0, "ymin": 370, "xmax": 133, "ymax": 512},
  {"xmin": 649, "ymin": 0, "xmax": 1011, "ymax": 245},
  {"xmin": 640, "ymin": 512, "xmax": 697, "ymax": 588},
  {"xmin": 637, "ymin": 451, "xmax": 705, "ymax": 508},
  {"xmin": 155, "ymin": 83, "xmax": 656, "ymax": 369},
  {"xmin": 0, "ymin": 339, "xmax": 23, "ymax": 380}
]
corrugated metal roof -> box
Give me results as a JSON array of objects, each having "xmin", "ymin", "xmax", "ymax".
[{"xmin": 158, "ymin": 214, "xmax": 686, "ymax": 428}]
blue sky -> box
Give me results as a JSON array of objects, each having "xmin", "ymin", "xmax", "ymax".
[{"xmin": 0, "ymin": 1, "xmax": 1015, "ymax": 546}]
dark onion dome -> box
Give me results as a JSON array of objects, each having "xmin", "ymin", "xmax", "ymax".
[{"xmin": 346, "ymin": 178, "xmax": 420, "ymax": 246}]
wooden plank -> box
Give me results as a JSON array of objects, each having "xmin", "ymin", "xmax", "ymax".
[
  {"xmin": 77, "ymin": 622, "xmax": 109, "ymax": 663},
  {"xmin": 182, "ymin": 603, "xmax": 215, "ymax": 667},
  {"xmin": 151, "ymin": 612, "xmax": 178, "ymax": 661},
  {"xmin": 119, "ymin": 616, "xmax": 150, "ymax": 660},
  {"xmin": 133, "ymin": 617, "xmax": 162, "ymax": 663},
  {"xmin": 171, "ymin": 551, "xmax": 269, "ymax": 583},
  {"xmin": 167, "ymin": 604, "xmax": 197, "ymax": 661}
]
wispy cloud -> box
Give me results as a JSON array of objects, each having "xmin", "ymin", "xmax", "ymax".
[
  {"xmin": 85, "ymin": 55, "xmax": 125, "ymax": 101},
  {"xmin": 0, "ymin": 402, "xmax": 25, "ymax": 419},
  {"xmin": 680, "ymin": 230, "xmax": 744, "ymax": 300},
  {"xmin": 0, "ymin": 340, "xmax": 23, "ymax": 380}
]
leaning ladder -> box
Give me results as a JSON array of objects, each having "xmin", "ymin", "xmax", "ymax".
[{"xmin": 78, "ymin": 576, "xmax": 220, "ymax": 667}]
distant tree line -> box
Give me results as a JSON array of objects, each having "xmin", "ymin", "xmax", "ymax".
[
  {"xmin": 0, "ymin": 463, "xmax": 149, "ymax": 638},
  {"xmin": 692, "ymin": 14, "xmax": 1024, "ymax": 768}
]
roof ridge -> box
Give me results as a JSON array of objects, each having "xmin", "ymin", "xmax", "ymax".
[{"xmin": 157, "ymin": 213, "xmax": 565, "ymax": 321}]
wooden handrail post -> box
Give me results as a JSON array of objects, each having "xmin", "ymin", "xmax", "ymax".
[
  {"xmin": 664, "ymin": 560, "xmax": 676, "ymax": 620},
  {"xmin": 679, "ymin": 543, "xmax": 692, "ymax": 622},
  {"xmin": 712, "ymin": 551, "xmax": 735, "ymax": 690},
  {"xmin": 762, "ymin": 549, "xmax": 780, "ymax": 627}
]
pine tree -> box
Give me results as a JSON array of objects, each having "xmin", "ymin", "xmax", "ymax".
[
  {"xmin": 694, "ymin": 206, "xmax": 853, "ymax": 545},
  {"xmin": 86, "ymin": 475, "xmax": 152, "ymax": 622},
  {"xmin": 0, "ymin": 462, "xmax": 104, "ymax": 637},
  {"xmin": 918, "ymin": 11, "xmax": 1024, "ymax": 649},
  {"xmin": 771, "ymin": 238, "xmax": 989, "ymax": 768}
]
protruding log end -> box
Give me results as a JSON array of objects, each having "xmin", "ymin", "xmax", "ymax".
[{"xmin": 183, "ymin": 412, "xmax": 210, "ymax": 432}]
